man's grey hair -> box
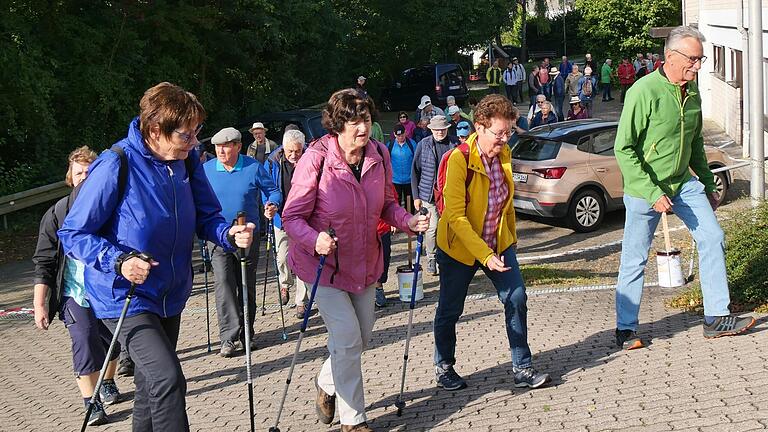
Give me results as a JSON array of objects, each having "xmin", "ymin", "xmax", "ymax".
[
  {"xmin": 665, "ymin": 26, "xmax": 705, "ymax": 52},
  {"xmin": 282, "ymin": 129, "xmax": 305, "ymax": 148}
]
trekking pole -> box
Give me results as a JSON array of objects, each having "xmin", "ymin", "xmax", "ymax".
[
  {"xmin": 269, "ymin": 228, "xmax": 336, "ymax": 432},
  {"xmin": 237, "ymin": 212, "xmax": 256, "ymax": 432},
  {"xmin": 268, "ymin": 219, "xmax": 288, "ymax": 340},
  {"xmin": 395, "ymin": 208, "xmax": 429, "ymax": 417},
  {"xmin": 81, "ymin": 252, "xmax": 153, "ymax": 432},
  {"xmin": 200, "ymin": 240, "xmax": 212, "ymax": 353},
  {"xmin": 260, "ymin": 230, "xmax": 269, "ymax": 317}
]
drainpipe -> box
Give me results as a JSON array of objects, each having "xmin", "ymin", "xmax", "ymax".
[
  {"xmin": 748, "ymin": 0, "xmax": 765, "ymax": 204},
  {"xmin": 738, "ymin": 0, "xmax": 750, "ymax": 157}
]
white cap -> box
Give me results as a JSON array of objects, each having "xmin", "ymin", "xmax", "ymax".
[{"xmin": 417, "ymin": 95, "xmax": 432, "ymax": 110}]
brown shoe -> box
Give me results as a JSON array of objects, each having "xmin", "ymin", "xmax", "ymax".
[
  {"xmin": 279, "ymin": 287, "xmax": 290, "ymax": 305},
  {"xmin": 315, "ymin": 376, "xmax": 335, "ymax": 424},
  {"xmin": 296, "ymin": 303, "xmax": 318, "ymax": 319},
  {"xmin": 341, "ymin": 423, "xmax": 373, "ymax": 432}
]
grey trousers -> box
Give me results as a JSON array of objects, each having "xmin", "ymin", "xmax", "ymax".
[
  {"xmin": 274, "ymin": 225, "xmax": 308, "ymax": 306},
  {"xmin": 422, "ymin": 201, "xmax": 439, "ymax": 262},
  {"xmin": 209, "ymin": 237, "xmax": 259, "ymax": 344}
]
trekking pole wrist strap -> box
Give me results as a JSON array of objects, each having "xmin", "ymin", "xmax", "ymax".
[{"xmin": 115, "ymin": 251, "xmax": 141, "ymax": 276}]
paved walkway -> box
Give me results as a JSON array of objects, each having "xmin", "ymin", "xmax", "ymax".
[{"xmin": 2, "ymin": 97, "xmax": 767, "ymax": 431}]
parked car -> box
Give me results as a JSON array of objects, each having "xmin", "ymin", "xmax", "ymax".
[
  {"xmin": 510, "ymin": 119, "xmax": 732, "ymax": 232},
  {"xmin": 379, "ymin": 63, "xmax": 469, "ymax": 112},
  {"xmin": 200, "ymin": 109, "xmax": 326, "ymax": 152}
]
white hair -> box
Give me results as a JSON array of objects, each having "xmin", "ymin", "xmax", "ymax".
[
  {"xmin": 665, "ymin": 26, "xmax": 705, "ymax": 52},
  {"xmin": 540, "ymin": 101, "xmax": 553, "ymax": 111},
  {"xmin": 282, "ymin": 129, "xmax": 305, "ymax": 148}
]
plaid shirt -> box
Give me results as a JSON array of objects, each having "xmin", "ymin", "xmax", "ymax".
[{"xmin": 480, "ymin": 152, "xmax": 509, "ymax": 250}]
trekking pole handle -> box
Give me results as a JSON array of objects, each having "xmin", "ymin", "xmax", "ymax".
[{"xmin": 236, "ymin": 211, "xmax": 247, "ymax": 256}]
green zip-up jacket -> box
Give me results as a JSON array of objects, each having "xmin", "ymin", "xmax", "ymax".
[{"xmin": 614, "ymin": 67, "xmax": 715, "ymax": 206}]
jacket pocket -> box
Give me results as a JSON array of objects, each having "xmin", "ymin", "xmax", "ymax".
[{"xmin": 643, "ymin": 141, "xmax": 658, "ymax": 163}]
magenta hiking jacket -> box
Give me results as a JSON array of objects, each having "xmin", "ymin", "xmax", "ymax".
[{"xmin": 283, "ymin": 134, "xmax": 413, "ymax": 294}]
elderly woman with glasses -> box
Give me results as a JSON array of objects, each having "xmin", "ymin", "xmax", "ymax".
[
  {"xmin": 282, "ymin": 89, "xmax": 429, "ymax": 431},
  {"xmin": 59, "ymin": 82, "xmax": 256, "ymax": 431},
  {"xmin": 395, "ymin": 111, "xmax": 416, "ymax": 139},
  {"xmin": 531, "ymin": 100, "xmax": 559, "ymax": 127},
  {"xmin": 432, "ymin": 94, "xmax": 550, "ymax": 393}
]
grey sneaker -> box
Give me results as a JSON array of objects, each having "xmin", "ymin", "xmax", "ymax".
[
  {"xmin": 220, "ymin": 340, "xmax": 236, "ymax": 357},
  {"xmin": 513, "ymin": 367, "xmax": 550, "ymax": 389},
  {"xmin": 375, "ymin": 288, "xmax": 387, "ymax": 307},
  {"xmin": 99, "ymin": 379, "xmax": 120, "ymax": 405},
  {"xmin": 427, "ymin": 259, "xmax": 438, "ymax": 276},
  {"xmin": 86, "ymin": 400, "xmax": 109, "ymax": 426},
  {"xmin": 703, "ymin": 315, "xmax": 756, "ymax": 339},
  {"xmin": 435, "ymin": 364, "xmax": 467, "ymax": 391}
]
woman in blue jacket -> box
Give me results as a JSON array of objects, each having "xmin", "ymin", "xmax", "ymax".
[{"xmin": 59, "ymin": 82, "xmax": 256, "ymax": 431}]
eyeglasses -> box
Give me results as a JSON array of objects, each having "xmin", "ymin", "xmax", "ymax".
[
  {"xmin": 484, "ymin": 127, "xmax": 512, "ymax": 141},
  {"xmin": 174, "ymin": 124, "xmax": 204, "ymax": 144},
  {"xmin": 672, "ymin": 49, "xmax": 707, "ymax": 65},
  {"xmin": 536, "ymin": 100, "xmax": 545, "ymax": 104}
]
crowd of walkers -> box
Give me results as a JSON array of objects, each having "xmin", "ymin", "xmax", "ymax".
[{"xmin": 30, "ymin": 26, "xmax": 756, "ymax": 431}]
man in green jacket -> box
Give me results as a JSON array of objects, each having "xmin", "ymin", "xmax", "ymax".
[
  {"xmin": 600, "ymin": 59, "xmax": 614, "ymax": 101},
  {"xmin": 613, "ymin": 26, "xmax": 755, "ymax": 350}
]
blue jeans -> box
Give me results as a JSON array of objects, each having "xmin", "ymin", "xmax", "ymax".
[
  {"xmin": 616, "ymin": 178, "xmax": 730, "ymax": 331},
  {"xmin": 433, "ymin": 246, "xmax": 532, "ymax": 368}
]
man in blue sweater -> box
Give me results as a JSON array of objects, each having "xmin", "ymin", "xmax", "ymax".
[
  {"xmin": 388, "ymin": 124, "xmax": 418, "ymax": 208},
  {"xmin": 204, "ymin": 127, "xmax": 282, "ymax": 357}
]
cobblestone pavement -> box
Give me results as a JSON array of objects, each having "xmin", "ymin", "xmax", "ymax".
[{"xmin": 2, "ymin": 98, "xmax": 766, "ymax": 431}]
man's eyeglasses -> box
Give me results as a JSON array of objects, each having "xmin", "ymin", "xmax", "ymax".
[
  {"xmin": 485, "ymin": 127, "xmax": 512, "ymax": 141},
  {"xmin": 174, "ymin": 124, "xmax": 204, "ymax": 144},
  {"xmin": 672, "ymin": 49, "xmax": 707, "ymax": 65},
  {"xmin": 536, "ymin": 100, "xmax": 545, "ymax": 104}
]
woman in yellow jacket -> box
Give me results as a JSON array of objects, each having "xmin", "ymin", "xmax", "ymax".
[{"xmin": 432, "ymin": 94, "xmax": 550, "ymax": 391}]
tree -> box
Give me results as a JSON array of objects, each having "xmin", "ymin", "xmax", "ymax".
[{"xmin": 574, "ymin": 0, "xmax": 681, "ymax": 61}]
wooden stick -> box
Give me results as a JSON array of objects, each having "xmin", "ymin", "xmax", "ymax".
[{"xmin": 661, "ymin": 212, "xmax": 672, "ymax": 252}]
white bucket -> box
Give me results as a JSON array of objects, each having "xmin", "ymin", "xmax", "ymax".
[
  {"xmin": 397, "ymin": 264, "xmax": 424, "ymax": 302},
  {"xmin": 656, "ymin": 249, "xmax": 685, "ymax": 288}
]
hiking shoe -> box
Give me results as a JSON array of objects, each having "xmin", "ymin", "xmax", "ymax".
[
  {"xmin": 616, "ymin": 329, "xmax": 645, "ymax": 350},
  {"xmin": 296, "ymin": 303, "xmax": 317, "ymax": 319},
  {"xmin": 315, "ymin": 376, "xmax": 335, "ymax": 424},
  {"xmin": 99, "ymin": 379, "xmax": 120, "ymax": 405},
  {"xmin": 239, "ymin": 337, "xmax": 257, "ymax": 352},
  {"xmin": 86, "ymin": 400, "xmax": 109, "ymax": 426},
  {"xmin": 375, "ymin": 288, "xmax": 388, "ymax": 308},
  {"xmin": 341, "ymin": 422, "xmax": 374, "ymax": 432},
  {"xmin": 435, "ymin": 364, "xmax": 467, "ymax": 391},
  {"xmin": 117, "ymin": 357, "xmax": 134, "ymax": 377},
  {"xmin": 427, "ymin": 259, "xmax": 438, "ymax": 276},
  {"xmin": 220, "ymin": 340, "xmax": 236, "ymax": 358},
  {"xmin": 279, "ymin": 287, "xmax": 290, "ymax": 306},
  {"xmin": 703, "ymin": 315, "xmax": 756, "ymax": 339},
  {"xmin": 513, "ymin": 367, "xmax": 550, "ymax": 389}
]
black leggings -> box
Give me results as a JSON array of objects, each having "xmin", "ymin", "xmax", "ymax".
[{"xmin": 104, "ymin": 313, "xmax": 188, "ymax": 432}]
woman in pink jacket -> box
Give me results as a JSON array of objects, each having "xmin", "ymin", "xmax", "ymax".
[{"xmin": 282, "ymin": 89, "xmax": 429, "ymax": 432}]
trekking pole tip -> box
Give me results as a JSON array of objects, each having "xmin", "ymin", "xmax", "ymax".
[
  {"xmin": 395, "ymin": 399, "xmax": 405, "ymax": 416},
  {"xmin": 268, "ymin": 428, "xmax": 281, "ymax": 432}
]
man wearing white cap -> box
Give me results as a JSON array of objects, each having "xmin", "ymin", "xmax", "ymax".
[
  {"xmin": 203, "ymin": 127, "xmax": 282, "ymax": 357},
  {"xmin": 246, "ymin": 122, "xmax": 277, "ymax": 163},
  {"xmin": 446, "ymin": 105, "xmax": 463, "ymax": 137},
  {"xmin": 417, "ymin": 95, "xmax": 445, "ymax": 123}
]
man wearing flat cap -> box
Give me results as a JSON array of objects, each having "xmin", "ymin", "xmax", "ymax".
[
  {"xmin": 203, "ymin": 127, "xmax": 282, "ymax": 357},
  {"xmin": 246, "ymin": 122, "xmax": 277, "ymax": 164},
  {"xmin": 411, "ymin": 115, "xmax": 459, "ymax": 276}
]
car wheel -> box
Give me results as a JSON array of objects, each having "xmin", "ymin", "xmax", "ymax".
[
  {"xmin": 712, "ymin": 170, "xmax": 728, "ymax": 206},
  {"xmin": 382, "ymin": 98, "xmax": 393, "ymax": 112},
  {"xmin": 567, "ymin": 189, "xmax": 605, "ymax": 233}
]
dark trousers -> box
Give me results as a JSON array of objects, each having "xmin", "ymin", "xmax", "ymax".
[
  {"xmin": 505, "ymin": 84, "xmax": 518, "ymax": 103},
  {"xmin": 209, "ymin": 238, "xmax": 259, "ymax": 344},
  {"xmin": 433, "ymin": 246, "xmax": 532, "ymax": 369},
  {"xmin": 602, "ymin": 83, "xmax": 612, "ymax": 100},
  {"xmin": 394, "ymin": 183, "xmax": 413, "ymax": 210},
  {"xmin": 516, "ymin": 83, "xmax": 524, "ymax": 103},
  {"xmin": 488, "ymin": 85, "xmax": 500, "ymax": 94},
  {"xmin": 61, "ymin": 296, "xmax": 119, "ymax": 377},
  {"xmin": 620, "ymin": 83, "xmax": 632, "ymax": 102},
  {"xmin": 104, "ymin": 313, "xmax": 188, "ymax": 432},
  {"xmin": 378, "ymin": 232, "xmax": 392, "ymax": 284}
]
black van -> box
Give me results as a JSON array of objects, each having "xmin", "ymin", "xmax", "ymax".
[{"xmin": 379, "ymin": 64, "xmax": 469, "ymax": 111}]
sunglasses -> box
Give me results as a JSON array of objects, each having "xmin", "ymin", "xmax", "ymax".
[{"xmin": 399, "ymin": 115, "xmax": 407, "ymax": 119}]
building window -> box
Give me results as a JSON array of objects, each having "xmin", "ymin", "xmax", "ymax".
[
  {"xmin": 729, "ymin": 49, "xmax": 743, "ymax": 88},
  {"xmin": 713, "ymin": 45, "xmax": 725, "ymax": 80}
]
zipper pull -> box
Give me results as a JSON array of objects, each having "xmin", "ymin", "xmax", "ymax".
[{"xmin": 166, "ymin": 165, "xmax": 174, "ymax": 177}]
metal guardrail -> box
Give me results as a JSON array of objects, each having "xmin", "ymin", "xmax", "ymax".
[{"xmin": 0, "ymin": 181, "xmax": 70, "ymax": 229}]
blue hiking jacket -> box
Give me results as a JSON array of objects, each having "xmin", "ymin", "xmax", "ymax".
[{"xmin": 59, "ymin": 117, "xmax": 234, "ymax": 319}]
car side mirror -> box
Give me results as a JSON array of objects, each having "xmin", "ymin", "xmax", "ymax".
[{"xmin": 396, "ymin": 82, "xmax": 402, "ymax": 89}]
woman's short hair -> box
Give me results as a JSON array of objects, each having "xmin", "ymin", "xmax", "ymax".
[
  {"xmin": 473, "ymin": 94, "xmax": 518, "ymax": 129},
  {"xmin": 540, "ymin": 101, "xmax": 553, "ymax": 112},
  {"xmin": 65, "ymin": 146, "xmax": 98, "ymax": 187},
  {"xmin": 282, "ymin": 129, "xmax": 306, "ymax": 148},
  {"xmin": 322, "ymin": 89, "xmax": 376, "ymax": 134},
  {"xmin": 398, "ymin": 111, "xmax": 409, "ymax": 119},
  {"xmin": 139, "ymin": 82, "xmax": 206, "ymax": 140}
]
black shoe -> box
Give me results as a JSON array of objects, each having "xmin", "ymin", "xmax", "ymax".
[
  {"xmin": 117, "ymin": 357, "xmax": 134, "ymax": 377},
  {"xmin": 98, "ymin": 379, "xmax": 120, "ymax": 405},
  {"xmin": 615, "ymin": 329, "xmax": 644, "ymax": 350},
  {"xmin": 220, "ymin": 340, "xmax": 236, "ymax": 357},
  {"xmin": 703, "ymin": 315, "xmax": 756, "ymax": 339},
  {"xmin": 435, "ymin": 364, "xmax": 467, "ymax": 391},
  {"xmin": 513, "ymin": 367, "xmax": 550, "ymax": 388},
  {"xmin": 86, "ymin": 400, "xmax": 109, "ymax": 426}
]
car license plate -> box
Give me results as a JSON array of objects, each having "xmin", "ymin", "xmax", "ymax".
[
  {"xmin": 449, "ymin": 85, "xmax": 460, "ymax": 90},
  {"xmin": 512, "ymin": 173, "xmax": 528, "ymax": 183},
  {"xmin": 513, "ymin": 199, "xmax": 536, "ymax": 210}
]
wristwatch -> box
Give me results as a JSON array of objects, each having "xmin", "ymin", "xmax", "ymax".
[{"xmin": 114, "ymin": 251, "xmax": 140, "ymax": 276}]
